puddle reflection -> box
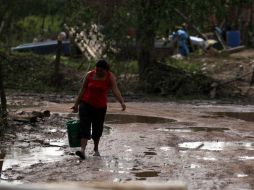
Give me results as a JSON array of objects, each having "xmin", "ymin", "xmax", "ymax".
[
  {"xmin": 160, "ymin": 147, "xmax": 171, "ymax": 151},
  {"xmin": 190, "ymin": 164, "xmax": 201, "ymax": 168},
  {"xmin": 179, "ymin": 141, "xmax": 254, "ymax": 151},
  {"xmin": 102, "ymin": 157, "xmax": 133, "ymax": 175},
  {"xmin": 202, "ymin": 157, "xmax": 217, "ymax": 161},
  {"xmin": 156, "ymin": 127, "xmax": 229, "ymax": 133},
  {"xmin": 2, "ymin": 146, "xmax": 64, "ymax": 170},
  {"xmin": 49, "ymin": 139, "xmax": 67, "ymax": 147},
  {"xmin": 237, "ymin": 174, "xmax": 248, "ymax": 178},
  {"xmin": 238, "ymin": 156, "xmax": 254, "ymax": 160}
]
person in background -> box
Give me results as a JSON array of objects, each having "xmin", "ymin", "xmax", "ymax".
[
  {"xmin": 172, "ymin": 25, "xmax": 190, "ymax": 57},
  {"xmin": 181, "ymin": 23, "xmax": 193, "ymax": 53},
  {"xmin": 71, "ymin": 59, "xmax": 126, "ymax": 159}
]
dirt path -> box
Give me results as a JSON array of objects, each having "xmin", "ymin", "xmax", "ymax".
[{"xmin": 1, "ymin": 95, "xmax": 254, "ymax": 190}]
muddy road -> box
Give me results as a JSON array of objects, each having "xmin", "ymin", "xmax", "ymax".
[{"xmin": 1, "ymin": 93, "xmax": 254, "ymax": 190}]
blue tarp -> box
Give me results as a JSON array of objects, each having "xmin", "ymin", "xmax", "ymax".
[
  {"xmin": 11, "ymin": 40, "xmax": 70, "ymax": 55},
  {"xmin": 226, "ymin": 31, "xmax": 241, "ymax": 48}
]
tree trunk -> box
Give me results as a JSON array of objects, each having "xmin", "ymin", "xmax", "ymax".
[
  {"xmin": 136, "ymin": 30, "xmax": 155, "ymax": 78},
  {"xmin": 0, "ymin": 57, "xmax": 8, "ymax": 133},
  {"xmin": 136, "ymin": 0, "xmax": 156, "ymax": 80},
  {"xmin": 41, "ymin": 15, "xmax": 46, "ymax": 35},
  {"xmin": 0, "ymin": 21, "xmax": 4, "ymax": 35}
]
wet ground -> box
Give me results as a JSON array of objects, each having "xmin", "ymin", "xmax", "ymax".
[{"xmin": 1, "ymin": 93, "xmax": 254, "ymax": 190}]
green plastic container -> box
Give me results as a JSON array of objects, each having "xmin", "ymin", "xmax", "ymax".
[{"xmin": 66, "ymin": 120, "xmax": 81, "ymax": 147}]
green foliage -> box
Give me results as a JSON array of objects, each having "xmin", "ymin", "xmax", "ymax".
[
  {"xmin": 166, "ymin": 58, "xmax": 202, "ymax": 74},
  {"xmin": 1, "ymin": 51, "xmax": 137, "ymax": 93},
  {"xmin": 104, "ymin": 1, "xmax": 136, "ymax": 45},
  {"xmin": 0, "ymin": 0, "xmax": 66, "ymax": 45},
  {"xmin": 141, "ymin": 62, "xmax": 214, "ymax": 97},
  {"xmin": 3, "ymin": 52, "xmax": 81, "ymax": 92},
  {"xmin": 64, "ymin": 0, "xmax": 98, "ymax": 27},
  {"xmin": 0, "ymin": 0, "xmax": 252, "ymax": 98},
  {"xmin": 109, "ymin": 59, "xmax": 138, "ymax": 77},
  {"xmin": 14, "ymin": 16, "xmax": 62, "ymax": 43}
]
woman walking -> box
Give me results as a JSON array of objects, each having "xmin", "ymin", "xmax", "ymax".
[{"xmin": 72, "ymin": 59, "xmax": 126, "ymax": 159}]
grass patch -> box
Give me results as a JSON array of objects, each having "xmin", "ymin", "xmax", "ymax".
[
  {"xmin": 165, "ymin": 58, "xmax": 202, "ymax": 74},
  {"xmin": 3, "ymin": 52, "xmax": 83, "ymax": 92}
]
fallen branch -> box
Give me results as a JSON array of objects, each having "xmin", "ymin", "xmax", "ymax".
[
  {"xmin": 222, "ymin": 46, "xmax": 245, "ymax": 54},
  {"xmin": 11, "ymin": 110, "xmax": 50, "ymax": 123},
  {"xmin": 210, "ymin": 70, "xmax": 254, "ymax": 98},
  {"xmin": 218, "ymin": 70, "xmax": 253, "ymax": 87}
]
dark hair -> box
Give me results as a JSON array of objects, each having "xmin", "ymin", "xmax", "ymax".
[{"xmin": 96, "ymin": 59, "xmax": 109, "ymax": 71}]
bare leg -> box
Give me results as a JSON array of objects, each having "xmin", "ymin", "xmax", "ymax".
[
  {"xmin": 76, "ymin": 138, "xmax": 88, "ymax": 159},
  {"xmin": 93, "ymin": 138, "xmax": 101, "ymax": 156},
  {"xmin": 93, "ymin": 138, "xmax": 100, "ymax": 151},
  {"xmin": 81, "ymin": 138, "xmax": 88, "ymax": 153}
]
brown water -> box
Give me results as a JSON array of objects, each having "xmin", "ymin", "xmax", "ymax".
[
  {"xmin": 3, "ymin": 104, "xmax": 254, "ymax": 189},
  {"xmin": 214, "ymin": 112, "xmax": 254, "ymax": 122},
  {"xmin": 1, "ymin": 125, "xmax": 112, "ymax": 179},
  {"xmin": 0, "ymin": 113, "xmax": 236, "ymax": 178},
  {"xmin": 143, "ymin": 152, "xmax": 157, "ymax": 156},
  {"xmin": 105, "ymin": 114, "xmax": 175, "ymax": 124},
  {"xmin": 133, "ymin": 171, "xmax": 160, "ymax": 178},
  {"xmin": 0, "ymin": 114, "xmax": 174, "ymax": 184}
]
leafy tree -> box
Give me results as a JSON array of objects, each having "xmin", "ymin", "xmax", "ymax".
[
  {"xmin": 0, "ymin": 0, "xmax": 65, "ymax": 45},
  {"xmin": 0, "ymin": 0, "xmax": 66, "ymax": 133}
]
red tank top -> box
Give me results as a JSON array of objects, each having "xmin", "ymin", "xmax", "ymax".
[{"xmin": 82, "ymin": 69, "xmax": 111, "ymax": 108}]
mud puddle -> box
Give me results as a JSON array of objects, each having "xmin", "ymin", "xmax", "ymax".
[
  {"xmin": 178, "ymin": 141, "xmax": 254, "ymax": 151},
  {"xmin": 134, "ymin": 171, "xmax": 160, "ymax": 179},
  {"xmin": 1, "ymin": 122, "xmax": 113, "ymax": 184},
  {"xmin": 156, "ymin": 127, "xmax": 229, "ymax": 133},
  {"xmin": 2, "ymin": 146, "xmax": 64, "ymax": 169},
  {"xmin": 105, "ymin": 114, "xmax": 175, "ymax": 124},
  {"xmin": 1, "ymin": 126, "xmax": 113, "ymax": 172},
  {"xmin": 2, "ymin": 96, "xmax": 254, "ymax": 189},
  {"xmin": 214, "ymin": 112, "xmax": 254, "ymax": 122},
  {"xmin": 0, "ymin": 113, "xmax": 176, "ymax": 184}
]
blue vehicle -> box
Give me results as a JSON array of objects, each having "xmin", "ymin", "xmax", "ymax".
[{"xmin": 11, "ymin": 40, "xmax": 70, "ymax": 55}]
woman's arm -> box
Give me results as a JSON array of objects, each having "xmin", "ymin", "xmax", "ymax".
[
  {"xmin": 109, "ymin": 72, "xmax": 126, "ymax": 111},
  {"xmin": 71, "ymin": 72, "xmax": 89, "ymax": 112}
]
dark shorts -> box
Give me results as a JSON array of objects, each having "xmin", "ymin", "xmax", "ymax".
[{"xmin": 79, "ymin": 102, "xmax": 107, "ymax": 140}]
